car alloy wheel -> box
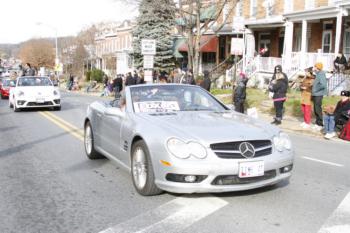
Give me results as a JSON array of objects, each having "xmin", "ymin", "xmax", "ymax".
[
  {"xmin": 84, "ymin": 122, "xmax": 104, "ymax": 160},
  {"xmin": 132, "ymin": 147, "xmax": 148, "ymax": 190},
  {"xmin": 131, "ymin": 140, "xmax": 162, "ymax": 196},
  {"xmin": 85, "ymin": 124, "xmax": 93, "ymax": 155}
]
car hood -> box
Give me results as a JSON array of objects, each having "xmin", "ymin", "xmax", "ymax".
[
  {"xmin": 15, "ymin": 86, "xmax": 57, "ymax": 97},
  {"xmin": 136, "ymin": 111, "xmax": 279, "ymax": 145}
]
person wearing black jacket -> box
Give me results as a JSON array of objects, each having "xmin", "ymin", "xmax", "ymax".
[
  {"xmin": 200, "ymin": 70, "xmax": 211, "ymax": 91},
  {"xmin": 334, "ymin": 53, "xmax": 347, "ymax": 73},
  {"xmin": 233, "ymin": 74, "xmax": 248, "ymax": 113},
  {"xmin": 125, "ymin": 72, "xmax": 136, "ymax": 86},
  {"xmin": 113, "ymin": 75, "xmax": 123, "ymax": 98},
  {"xmin": 269, "ymin": 65, "xmax": 288, "ymax": 125}
]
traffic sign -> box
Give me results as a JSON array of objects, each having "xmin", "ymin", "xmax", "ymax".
[
  {"xmin": 231, "ymin": 38, "xmax": 244, "ymax": 55},
  {"xmin": 144, "ymin": 70, "xmax": 153, "ymax": 83},
  {"xmin": 141, "ymin": 39, "xmax": 156, "ymax": 55},
  {"xmin": 143, "ymin": 55, "xmax": 154, "ymax": 69}
]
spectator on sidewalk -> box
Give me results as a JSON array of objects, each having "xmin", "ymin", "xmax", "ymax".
[
  {"xmin": 333, "ymin": 53, "xmax": 347, "ymax": 73},
  {"xmin": 68, "ymin": 74, "xmax": 74, "ymax": 90},
  {"xmin": 323, "ymin": 90, "xmax": 350, "ymax": 139},
  {"xmin": 300, "ymin": 67, "xmax": 315, "ymax": 129},
  {"xmin": 312, "ymin": 62, "xmax": 328, "ymax": 130},
  {"xmin": 269, "ymin": 65, "xmax": 288, "ymax": 125},
  {"xmin": 125, "ymin": 72, "xmax": 136, "ymax": 86},
  {"xmin": 113, "ymin": 75, "xmax": 123, "ymax": 99},
  {"xmin": 233, "ymin": 73, "xmax": 248, "ymax": 113},
  {"xmin": 200, "ymin": 70, "xmax": 211, "ymax": 92}
]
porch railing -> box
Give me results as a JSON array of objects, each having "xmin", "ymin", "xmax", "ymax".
[
  {"xmin": 290, "ymin": 52, "xmax": 336, "ymax": 72},
  {"xmin": 327, "ymin": 72, "xmax": 350, "ymax": 95}
]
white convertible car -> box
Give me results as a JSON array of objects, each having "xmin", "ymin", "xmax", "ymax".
[{"xmin": 9, "ymin": 76, "xmax": 61, "ymax": 112}]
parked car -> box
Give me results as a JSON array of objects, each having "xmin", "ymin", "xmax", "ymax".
[
  {"xmin": 9, "ymin": 76, "xmax": 61, "ymax": 112},
  {"xmin": 0, "ymin": 78, "xmax": 16, "ymax": 99},
  {"xmin": 84, "ymin": 84, "xmax": 294, "ymax": 196}
]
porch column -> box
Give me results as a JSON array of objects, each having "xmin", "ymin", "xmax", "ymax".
[
  {"xmin": 335, "ymin": 11, "xmax": 343, "ymax": 55},
  {"xmin": 283, "ymin": 21, "xmax": 294, "ymax": 72},
  {"xmin": 300, "ymin": 20, "xmax": 308, "ymax": 68}
]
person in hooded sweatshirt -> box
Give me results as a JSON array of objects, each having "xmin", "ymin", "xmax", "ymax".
[
  {"xmin": 200, "ymin": 70, "xmax": 211, "ymax": 91},
  {"xmin": 269, "ymin": 65, "xmax": 288, "ymax": 125},
  {"xmin": 233, "ymin": 73, "xmax": 248, "ymax": 113}
]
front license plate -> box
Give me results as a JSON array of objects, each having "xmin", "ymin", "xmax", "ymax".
[
  {"xmin": 239, "ymin": 161, "xmax": 264, "ymax": 178},
  {"xmin": 36, "ymin": 98, "xmax": 45, "ymax": 103}
]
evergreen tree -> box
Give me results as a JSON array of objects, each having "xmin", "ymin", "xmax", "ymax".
[{"xmin": 132, "ymin": 0, "xmax": 175, "ymax": 72}]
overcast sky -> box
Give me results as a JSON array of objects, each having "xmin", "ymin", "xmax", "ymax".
[{"xmin": 0, "ymin": 0, "xmax": 138, "ymax": 44}]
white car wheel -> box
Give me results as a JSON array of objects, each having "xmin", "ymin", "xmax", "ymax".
[
  {"xmin": 131, "ymin": 140, "xmax": 162, "ymax": 196},
  {"xmin": 84, "ymin": 122, "xmax": 104, "ymax": 159}
]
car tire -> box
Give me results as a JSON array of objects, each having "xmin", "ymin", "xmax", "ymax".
[
  {"xmin": 13, "ymin": 101, "xmax": 20, "ymax": 112},
  {"xmin": 84, "ymin": 121, "xmax": 104, "ymax": 159},
  {"xmin": 131, "ymin": 140, "xmax": 162, "ymax": 196}
]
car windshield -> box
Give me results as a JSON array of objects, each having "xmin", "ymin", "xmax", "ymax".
[
  {"xmin": 2, "ymin": 79, "xmax": 15, "ymax": 87},
  {"xmin": 17, "ymin": 77, "xmax": 52, "ymax": 87},
  {"xmin": 130, "ymin": 85, "xmax": 228, "ymax": 113}
]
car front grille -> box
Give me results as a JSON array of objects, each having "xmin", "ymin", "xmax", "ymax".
[
  {"xmin": 27, "ymin": 101, "xmax": 53, "ymax": 106},
  {"xmin": 212, "ymin": 170, "xmax": 276, "ymax": 185},
  {"xmin": 210, "ymin": 140, "xmax": 272, "ymax": 159}
]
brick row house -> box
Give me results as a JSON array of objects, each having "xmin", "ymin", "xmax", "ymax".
[
  {"xmin": 216, "ymin": 0, "xmax": 350, "ymax": 81},
  {"xmin": 95, "ymin": 20, "xmax": 134, "ymax": 76}
]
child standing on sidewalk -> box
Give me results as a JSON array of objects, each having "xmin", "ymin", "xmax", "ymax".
[{"xmin": 300, "ymin": 67, "xmax": 315, "ymax": 129}]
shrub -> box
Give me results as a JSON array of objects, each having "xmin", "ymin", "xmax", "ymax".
[{"xmin": 90, "ymin": 69, "xmax": 104, "ymax": 83}]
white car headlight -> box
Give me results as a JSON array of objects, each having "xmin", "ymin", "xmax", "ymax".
[
  {"xmin": 273, "ymin": 132, "xmax": 292, "ymax": 152},
  {"xmin": 167, "ymin": 138, "xmax": 207, "ymax": 159},
  {"xmin": 18, "ymin": 91, "xmax": 24, "ymax": 97},
  {"xmin": 187, "ymin": 141, "xmax": 207, "ymax": 159},
  {"xmin": 167, "ymin": 138, "xmax": 190, "ymax": 159}
]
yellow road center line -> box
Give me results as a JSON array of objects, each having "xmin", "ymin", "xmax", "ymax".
[
  {"xmin": 41, "ymin": 111, "xmax": 84, "ymax": 136},
  {"xmin": 39, "ymin": 112, "xmax": 84, "ymax": 141}
]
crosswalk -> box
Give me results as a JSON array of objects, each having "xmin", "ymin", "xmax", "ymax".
[
  {"xmin": 98, "ymin": 191, "xmax": 350, "ymax": 233},
  {"xmin": 99, "ymin": 195, "xmax": 228, "ymax": 233}
]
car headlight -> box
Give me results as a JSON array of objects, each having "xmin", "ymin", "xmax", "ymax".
[
  {"xmin": 273, "ymin": 132, "xmax": 292, "ymax": 152},
  {"xmin": 167, "ymin": 138, "xmax": 207, "ymax": 159},
  {"xmin": 18, "ymin": 91, "xmax": 24, "ymax": 97},
  {"xmin": 53, "ymin": 90, "xmax": 59, "ymax": 95}
]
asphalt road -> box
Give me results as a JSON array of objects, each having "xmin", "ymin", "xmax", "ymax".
[{"xmin": 0, "ymin": 91, "xmax": 349, "ymax": 233}]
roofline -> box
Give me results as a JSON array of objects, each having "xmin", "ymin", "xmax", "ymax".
[{"xmin": 283, "ymin": 6, "xmax": 341, "ymax": 21}]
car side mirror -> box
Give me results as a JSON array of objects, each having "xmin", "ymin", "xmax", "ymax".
[{"xmin": 105, "ymin": 107, "xmax": 125, "ymax": 118}]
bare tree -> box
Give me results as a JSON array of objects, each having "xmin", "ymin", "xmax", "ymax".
[
  {"xmin": 115, "ymin": 0, "xmax": 237, "ymax": 77},
  {"xmin": 18, "ymin": 39, "xmax": 55, "ymax": 69}
]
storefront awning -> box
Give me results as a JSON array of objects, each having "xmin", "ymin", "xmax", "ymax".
[
  {"xmin": 178, "ymin": 35, "xmax": 218, "ymax": 53},
  {"xmin": 173, "ymin": 38, "xmax": 186, "ymax": 58}
]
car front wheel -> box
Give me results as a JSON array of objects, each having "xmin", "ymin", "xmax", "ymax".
[
  {"xmin": 84, "ymin": 121, "xmax": 104, "ymax": 159},
  {"xmin": 131, "ymin": 140, "xmax": 162, "ymax": 196}
]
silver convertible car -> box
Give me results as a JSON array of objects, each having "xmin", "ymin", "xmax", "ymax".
[{"xmin": 84, "ymin": 84, "xmax": 294, "ymax": 196}]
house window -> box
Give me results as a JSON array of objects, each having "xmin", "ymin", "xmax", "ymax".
[
  {"xmin": 305, "ymin": 0, "xmax": 315, "ymax": 9},
  {"xmin": 259, "ymin": 33, "xmax": 271, "ymax": 57},
  {"xmin": 236, "ymin": 0, "xmax": 243, "ymax": 17},
  {"xmin": 284, "ymin": 0, "xmax": 293, "ymax": 13},
  {"xmin": 343, "ymin": 29, "xmax": 350, "ymax": 55},
  {"xmin": 223, "ymin": 3, "xmax": 229, "ymax": 22},
  {"xmin": 263, "ymin": 0, "xmax": 274, "ymax": 17},
  {"xmin": 202, "ymin": 52, "xmax": 216, "ymax": 64},
  {"xmin": 322, "ymin": 31, "xmax": 332, "ymax": 53},
  {"xmin": 250, "ymin": 0, "xmax": 257, "ymax": 18}
]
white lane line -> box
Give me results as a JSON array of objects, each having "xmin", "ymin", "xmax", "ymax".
[
  {"xmin": 318, "ymin": 192, "xmax": 350, "ymax": 233},
  {"xmin": 99, "ymin": 195, "xmax": 228, "ymax": 233},
  {"xmin": 301, "ymin": 156, "xmax": 344, "ymax": 167}
]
